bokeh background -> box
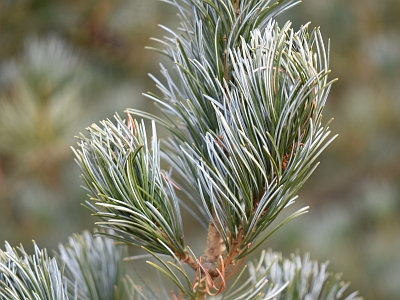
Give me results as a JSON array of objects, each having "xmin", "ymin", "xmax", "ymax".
[{"xmin": 0, "ymin": 0, "xmax": 399, "ymax": 299}]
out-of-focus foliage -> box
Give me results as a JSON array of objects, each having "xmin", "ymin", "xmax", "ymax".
[
  {"xmin": 0, "ymin": 35, "xmax": 87, "ymax": 179},
  {"xmin": 57, "ymin": 230, "xmax": 133, "ymax": 300},
  {"xmin": 0, "ymin": 0, "xmax": 172, "ymax": 252},
  {"xmin": 0, "ymin": 0, "xmax": 399, "ymax": 299},
  {"xmin": 243, "ymin": 250, "xmax": 361, "ymax": 300},
  {"xmin": 270, "ymin": 2, "xmax": 400, "ymax": 300},
  {"xmin": 0, "ymin": 241, "xmax": 70, "ymax": 300},
  {"xmin": 0, "ymin": 231, "xmax": 147, "ymax": 300}
]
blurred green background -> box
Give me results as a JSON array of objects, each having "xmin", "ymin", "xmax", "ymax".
[{"xmin": 0, "ymin": 0, "xmax": 399, "ymax": 299}]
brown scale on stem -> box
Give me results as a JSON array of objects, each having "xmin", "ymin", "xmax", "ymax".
[
  {"xmin": 181, "ymin": 252, "xmax": 198, "ymax": 270},
  {"xmin": 282, "ymin": 142, "xmax": 305, "ymax": 171},
  {"xmin": 170, "ymin": 290, "xmax": 184, "ymax": 300},
  {"xmin": 253, "ymin": 185, "xmax": 269, "ymax": 217},
  {"xmin": 281, "ymin": 98, "xmax": 316, "ymax": 172},
  {"xmin": 126, "ymin": 111, "xmax": 137, "ymax": 137},
  {"xmin": 233, "ymin": 0, "xmax": 240, "ymax": 18},
  {"xmin": 214, "ymin": 135, "xmax": 229, "ymax": 158}
]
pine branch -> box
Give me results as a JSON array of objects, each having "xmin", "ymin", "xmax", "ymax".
[
  {"xmin": 56, "ymin": 230, "xmax": 154, "ymax": 300},
  {"xmin": 58, "ymin": 230, "xmax": 127, "ymax": 300},
  {"xmin": 70, "ymin": 1, "xmax": 361, "ymax": 299},
  {"xmin": 130, "ymin": 0, "xmax": 301, "ymax": 217},
  {"xmin": 0, "ymin": 35, "xmax": 85, "ymax": 155},
  {"xmin": 0, "ymin": 232, "xmax": 151, "ymax": 300},
  {"xmin": 130, "ymin": 2, "xmax": 336, "ymax": 292},
  {"xmin": 223, "ymin": 249, "xmax": 362, "ymax": 300},
  {"xmin": 188, "ymin": 21, "xmax": 336, "ymax": 264},
  {"xmin": 0, "ymin": 242, "xmax": 70, "ymax": 300},
  {"xmin": 72, "ymin": 114, "xmax": 189, "ymax": 261}
]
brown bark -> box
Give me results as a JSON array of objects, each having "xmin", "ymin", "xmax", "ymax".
[{"xmin": 200, "ymin": 220, "xmax": 226, "ymax": 277}]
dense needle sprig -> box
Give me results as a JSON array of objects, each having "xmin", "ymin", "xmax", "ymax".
[
  {"xmin": 58, "ymin": 230, "xmax": 127, "ymax": 300},
  {"xmin": 0, "ymin": 242, "xmax": 69, "ymax": 300},
  {"xmin": 223, "ymin": 250, "xmax": 361, "ymax": 300},
  {"xmin": 0, "ymin": 232, "xmax": 147, "ymax": 300},
  {"xmin": 129, "ymin": 0, "xmax": 337, "ymax": 285},
  {"xmin": 72, "ymin": 115, "xmax": 187, "ymax": 260}
]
